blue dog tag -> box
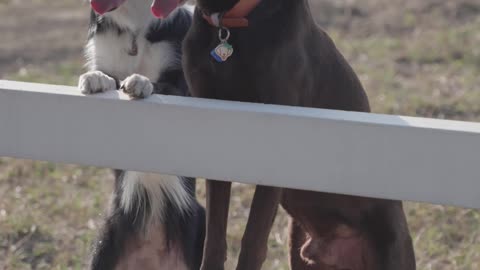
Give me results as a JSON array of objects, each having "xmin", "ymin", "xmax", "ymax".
[{"xmin": 211, "ymin": 42, "xmax": 234, "ymax": 62}]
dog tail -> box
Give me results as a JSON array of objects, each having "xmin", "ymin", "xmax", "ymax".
[
  {"xmin": 120, "ymin": 171, "xmax": 194, "ymax": 230},
  {"xmin": 182, "ymin": 176, "xmax": 197, "ymax": 198},
  {"xmin": 89, "ymin": 172, "xmax": 201, "ymax": 270}
]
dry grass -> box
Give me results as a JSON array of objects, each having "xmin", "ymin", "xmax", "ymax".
[{"xmin": 1, "ymin": 0, "xmax": 480, "ymax": 269}]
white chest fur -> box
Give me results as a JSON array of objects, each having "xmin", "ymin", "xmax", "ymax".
[
  {"xmin": 85, "ymin": 0, "xmax": 177, "ymax": 83},
  {"xmin": 86, "ymin": 32, "xmax": 175, "ymax": 83}
]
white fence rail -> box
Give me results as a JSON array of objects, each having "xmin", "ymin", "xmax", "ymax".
[{"xmin": 1, "ymin": 80, "xmax": 480, "ymax": 209}]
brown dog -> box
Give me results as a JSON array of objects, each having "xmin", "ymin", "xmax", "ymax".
[{"xmin": 152, "ymin": 0, "xmax": 416, "ymax": 269}]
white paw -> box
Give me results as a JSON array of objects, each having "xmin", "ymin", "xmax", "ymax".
[
  {"xmin": 78, "ymin": 71, "xmax": 117, "ymax": 94},
  {"xmin": 121, "ymin": 74, "xmax": 154, "ymax": 99}
]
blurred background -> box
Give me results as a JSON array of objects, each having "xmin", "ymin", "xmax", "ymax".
[{"xmin": 1, "ymin": 0, "xmax": 480, "ymax": 269}]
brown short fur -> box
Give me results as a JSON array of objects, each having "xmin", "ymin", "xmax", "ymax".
[{"xmin": 182, "ymin": 0, "xmax": 416, "ymax": 269}]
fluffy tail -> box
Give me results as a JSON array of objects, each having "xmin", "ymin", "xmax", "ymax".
[
  {"xmin": 120, "ymin": 171, "xmax": 194, "ymax": 231},
  {"xmin": 90, "ymin": 171, "xmax": 201, "ymax": 270}
]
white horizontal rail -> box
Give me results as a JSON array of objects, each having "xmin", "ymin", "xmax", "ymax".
[{"xmin": 1, "ymin": 80, "xmax": 480, "ymax": 209}]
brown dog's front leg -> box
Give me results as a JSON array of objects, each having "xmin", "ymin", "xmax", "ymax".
[
  {"xmin": 200, "ymin": 179, "xmax": 232, "ymax": 270},
  {"xmin": 236, "ymin": 186, "xmax": 282, "ymax": 270}
]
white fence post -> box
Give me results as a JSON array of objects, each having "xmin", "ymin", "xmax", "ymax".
[{"xmin": 1, "ymin": 79, "xmax": 480, "ymax": 209}]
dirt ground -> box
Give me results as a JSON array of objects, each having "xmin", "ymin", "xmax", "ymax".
[
  {"xmin": 1, "ymin": 0, "xmax": 480, "ymax": 269},
  {"xmin": 0, "ymin": 0, "xmax": 88, "ymax": 76}
]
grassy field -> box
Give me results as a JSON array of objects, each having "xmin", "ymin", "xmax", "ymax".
[{"xmin": 1, "ymin": 0, "xmax": 480, "ymax": 269}]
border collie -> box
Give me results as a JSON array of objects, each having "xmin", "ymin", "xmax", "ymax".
[
  {"xmin": 78, "ymin": 1, "xmax": 205, "ymax": 269},
  {"xmin": 153, "ymin": 0, "xmax": 416, "ymax": 270}
]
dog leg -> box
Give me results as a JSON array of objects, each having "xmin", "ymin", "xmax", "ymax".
[
  {"xmin": 236, "ymin": 185, "xmax": 282, "ymax": 270},
  {"xmin": 378, "ymin": 202, "xmax": 416, "ymax": 270},
  {"xmin": 121, "ymin": 73, "xmax": 188, "ymax": 98},
  {"xmin": 121, "ymin": 74, "xmax": 154, "ymax": 99},
  {"xmin": 79, "ymin": 70, "xmax": 118, "ymax": 94},
  {"xmin": 291, "ymin": 201, "xmax": 415, "ymax": 270},
  {"xmin": 90, "ymin": 215, "xmax": 123, "ymax": 270},
  {"xmin": 89, "ymin": 183, "xmax": 131, "ymax": 270},
  {"xmin": 152, "ymin": 68, "xmax": 190, "ymax": 96},
  {"xmin": 152, "ymin": 82, "xmax": 186, "ymax": 96},
  {"xmin": 200, "ymin": 180, "xmax": 232, "ymax": 270}
]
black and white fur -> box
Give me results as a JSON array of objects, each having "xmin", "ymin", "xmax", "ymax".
[{"xmin": 79, "ymin": 2, "xmax": 205, "ymax": 270}]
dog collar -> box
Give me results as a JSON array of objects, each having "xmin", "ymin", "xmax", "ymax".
[{"xmin": 202, "ymin": 0, "xmax": 261, "ymax": 28}]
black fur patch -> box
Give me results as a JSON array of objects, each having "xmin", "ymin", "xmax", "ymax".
[
  {"xmin": 146, "ymin": 8, "xmax": 192, "ymax": 45},
  {"xmin": 88, "ymin": 11, "xmax": 126, "ymax": 40}
]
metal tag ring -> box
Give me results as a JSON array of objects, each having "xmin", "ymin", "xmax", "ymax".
[{"xmin": 218, "ymin": 27, "xmax": 230, "ymax": 42}]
